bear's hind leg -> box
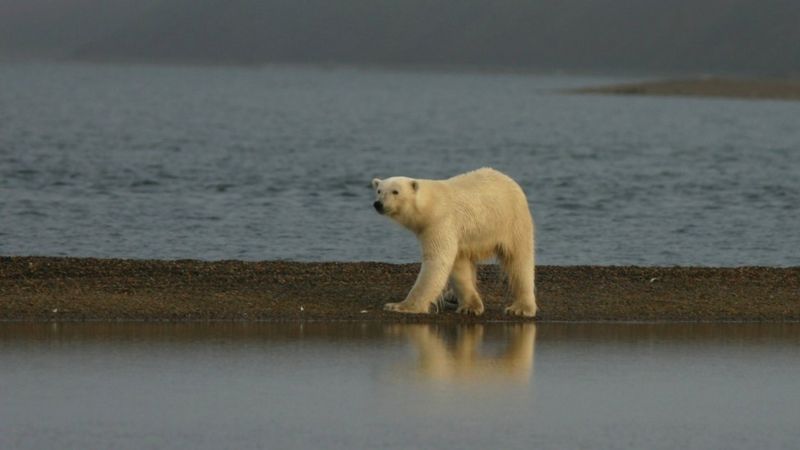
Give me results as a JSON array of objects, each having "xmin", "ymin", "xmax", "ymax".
[
  {"xmin": 500, "ymin": 251, "xmax": 537, "ymax": 318},
  {"xmin": 450, "ymin": 256, "xmax": 484, "ymax": 316}
]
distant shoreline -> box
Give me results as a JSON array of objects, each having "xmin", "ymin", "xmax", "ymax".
[
  {"xmin": 574, "ymin": 77, "xmax": 800, "ymax": 101},
  {"xmin": 2, "ymin": 257, "xmax": 798, "ymax": 322},
  {"xmin": 4, "ymin": 60, "xmax": 800, "ymax": 101}
]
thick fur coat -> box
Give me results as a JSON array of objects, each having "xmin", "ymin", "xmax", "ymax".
[{"xmin": 372, "ymin": 168, "xmax": 536, "ymax": 316}]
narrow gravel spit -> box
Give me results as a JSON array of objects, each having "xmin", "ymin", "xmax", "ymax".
[{"xmin": 1, "ymin": 257, "xmax": 798, "ymax": 322}]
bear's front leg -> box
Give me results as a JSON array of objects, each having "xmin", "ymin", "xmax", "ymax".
[{"xmin": 384, "ymin": 240, "xmax": 457, "ymax": 314}]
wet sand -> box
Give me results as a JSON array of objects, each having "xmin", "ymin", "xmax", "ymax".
[
  {"xmin": 1, "ymin": 256, "xmax": 798, "ymax": 322},
  {"xmin": 574, "ymin": 78, "xmax": 800, "ymax": 101}
]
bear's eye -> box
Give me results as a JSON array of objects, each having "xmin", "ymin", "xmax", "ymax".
[
  {"xmin": 377, "ymin": 189, "xmax": 381, "ymax": 194},
  {"xmin": 392, "ymin": 190, "xmax": 399, "ymax": 195}
]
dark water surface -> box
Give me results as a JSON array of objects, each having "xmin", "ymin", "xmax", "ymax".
[
  {"xmin": 2, "ymin": 63, "xmax": 799, "ymax": 265},
  {"xmin": 1, "ymin": 323, "xmax": 798, "ymax": 450}
]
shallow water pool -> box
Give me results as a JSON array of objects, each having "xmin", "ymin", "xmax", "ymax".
[{"xmin": 1, "ymin": 323, "xmax": 798, "ymax": 449}]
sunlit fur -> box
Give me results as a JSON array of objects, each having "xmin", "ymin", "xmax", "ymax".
[{"xmin": 372, "ymin": 167, "xmax": 536, "ymax": 317}]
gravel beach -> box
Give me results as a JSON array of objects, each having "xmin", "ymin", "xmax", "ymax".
[{"xmin": 1, "ymin": 257, "xmax": 798, "ymax": 322}]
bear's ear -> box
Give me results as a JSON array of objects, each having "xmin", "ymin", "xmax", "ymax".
[
  {"xmin": 411, "ymin": 180, "xmax": 419, "ymax": 192},
  {"xmin": 371, "ymin": 178, "xmax": 381, "ymax": 189}
]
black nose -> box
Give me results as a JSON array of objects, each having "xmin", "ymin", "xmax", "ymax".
[{"xmin": 373, "ymin": 201, "xmax": 384, "ymax": 214}]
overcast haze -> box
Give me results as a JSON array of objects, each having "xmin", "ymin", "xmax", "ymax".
[{"xmin": 2, "ymin": 0, "xmax": 799, "ymax": 74}]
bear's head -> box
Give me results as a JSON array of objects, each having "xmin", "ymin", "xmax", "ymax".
[{"xmin": 371, "ymin": 176, "xmax": 420, "ymax": 226}]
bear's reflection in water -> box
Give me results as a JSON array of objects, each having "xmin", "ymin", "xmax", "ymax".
[{"xmin": 389, "ymin": 324, "xmax": 536, "ymax": 384}]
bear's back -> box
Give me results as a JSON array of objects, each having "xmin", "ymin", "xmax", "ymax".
[{"xmin": 445, "ymin": 167, "xmax": 525, "ymax": 203}]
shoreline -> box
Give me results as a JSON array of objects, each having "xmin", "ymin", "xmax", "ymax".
[
  {"xmin": 1, "ymin": 256, "xmax": 798, "ymax": 323},
  {"xmin": 573, "ymin": 77, "xmax": 800, "ymax": 101}
]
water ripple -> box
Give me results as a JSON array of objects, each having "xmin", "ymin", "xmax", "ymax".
[{"xmin": 2, "ymin": 63, "xmax": 799, "ymax": 265}]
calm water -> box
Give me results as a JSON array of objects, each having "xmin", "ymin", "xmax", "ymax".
[
  {"xmin": 1, "ymin": 63, "xmax": 799, "ymax": 265},
  {"xmin": 1, "ymin": 323, "xmax": 798, "ymax": 449}
]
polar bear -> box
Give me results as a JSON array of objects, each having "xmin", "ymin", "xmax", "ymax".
[{"xmin": 372, "ymin": 167, "xmax": 536, "ymax": 317}]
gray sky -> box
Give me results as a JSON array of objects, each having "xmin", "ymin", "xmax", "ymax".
[
  {"xmin": 0, "ymin": 0, "xmax": 159, "ymax": 58},
  {"xmin": 2, "ymin": 0, "xmax": 799, "ymax": 74}
]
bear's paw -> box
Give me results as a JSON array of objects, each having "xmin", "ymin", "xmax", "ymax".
[
  {"xmin": 455, "ymin": 303, "xmax": 485, "ymax": 316},
  {"xmin": 384, "ymin": 301, "xmax": 430, "ymax": 314},
  {"xmin": 504, "ymin": 302, "xmax": 537, "ymax": 318}
]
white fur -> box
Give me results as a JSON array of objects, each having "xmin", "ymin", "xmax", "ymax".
[{"xmin": 372, "ymin": 167, "xmax": 537, "ymax": 317}]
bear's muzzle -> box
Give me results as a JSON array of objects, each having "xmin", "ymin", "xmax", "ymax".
[{"xmin": 373, "ymin": 201, "xmax": 385, "ymax": 214}]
